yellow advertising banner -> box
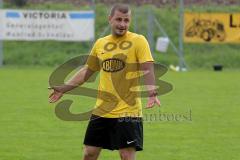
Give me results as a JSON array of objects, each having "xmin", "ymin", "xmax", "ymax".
[{"xmin": 184, "ymin": 13, "xmax": 240, "ymax": 43}]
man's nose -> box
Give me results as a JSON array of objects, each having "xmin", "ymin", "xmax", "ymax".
[{"xmin": 119, "ymin": 21, "xmax": 126, "ymax": 27}]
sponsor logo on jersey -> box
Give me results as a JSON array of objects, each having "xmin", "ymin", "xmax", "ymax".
[{"xmin": 102, "ymin": 58, "xmax": 125, "ymax": 72}]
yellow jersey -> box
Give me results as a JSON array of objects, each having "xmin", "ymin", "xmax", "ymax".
[{"xmin": 86, "ymin": 31, "xmax": 154, "ymax": 118}]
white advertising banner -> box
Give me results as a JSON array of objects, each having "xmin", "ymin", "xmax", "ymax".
[{"xmin": 0, "ymin": 9, "xmax": 95, "ymax": 41}]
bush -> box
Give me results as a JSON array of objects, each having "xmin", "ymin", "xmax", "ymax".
[{"xmin": 10, "ymin": 0, "xmax": 28, "ymax": 7}]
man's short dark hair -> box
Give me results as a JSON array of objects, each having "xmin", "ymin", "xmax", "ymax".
[{"xmin": 110, "ymin": 4, "xmax": 131, "ymax": 16}]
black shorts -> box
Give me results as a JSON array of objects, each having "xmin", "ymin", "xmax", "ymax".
[{"xmin": 84, "ymin": 114, "xmax": 143, "ymax": 151}]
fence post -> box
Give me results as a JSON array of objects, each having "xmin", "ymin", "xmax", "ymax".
[
  {"xmin": 178, "ymin": 0, "xmax": 187, "ymax": 71},
  {"xmin": 0, "ymin": 0, "xmax": 3, "ymax": 67}
]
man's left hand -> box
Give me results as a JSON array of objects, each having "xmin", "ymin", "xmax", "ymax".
[{"xmin": 146, "ymin": 96, "xmax": 161, "ymax": 109}]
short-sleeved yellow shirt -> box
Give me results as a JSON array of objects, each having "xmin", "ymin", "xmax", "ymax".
[{"xmin": 86, "ymin": 31, "xmax": 154, "ymax": 118}]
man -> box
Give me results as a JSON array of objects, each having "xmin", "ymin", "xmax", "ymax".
[{"xmin": 49, "ymin": 3, "xmax": 160, "ymax": 160}]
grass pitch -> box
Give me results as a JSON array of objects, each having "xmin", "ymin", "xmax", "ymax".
[{"xmin": 0, "ymin": 67, "xmax": 239, "ymax": 160}]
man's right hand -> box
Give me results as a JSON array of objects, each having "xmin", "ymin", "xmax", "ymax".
[
  {"xmin": 48, "ymin": 66, "xmax": 95, "ymax": 103},
  {"xmin": 48, "ymin": 87, "xmax": 63, "ymax": 103}
]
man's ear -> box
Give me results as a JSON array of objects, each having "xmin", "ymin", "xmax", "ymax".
[{"xmin": 108, "ymin": 16, "xmax": 112, "ymax": 24}]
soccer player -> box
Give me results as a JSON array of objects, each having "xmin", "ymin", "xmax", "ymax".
[{"xmin": 49, "ymin": 3, "xmax": 160, "ymax": 160}]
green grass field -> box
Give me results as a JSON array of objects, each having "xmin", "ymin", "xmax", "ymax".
[{"xmin": 0, "ymin": 67, "xmax": 239, "ymax": 160}]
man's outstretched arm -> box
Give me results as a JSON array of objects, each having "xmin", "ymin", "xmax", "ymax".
[
  {"xmin": 48, "ymin": 66, "xmax": 95, "ymax": 103},
  {"xmin": 140, "ymin": 62, "xmax": 161, "ymax": 108}
]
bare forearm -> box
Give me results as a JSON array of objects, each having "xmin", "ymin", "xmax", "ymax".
[
  {"xmin": 141, "ymin": 62, "xmax": 157, "ymax": 96},
  {"xmin": 53, "ymin": 66, "xmax": 94, "ymax": 93},
  {"xmin": 66, "ymin": 66, "xmax": 91, "ymax": 86}
]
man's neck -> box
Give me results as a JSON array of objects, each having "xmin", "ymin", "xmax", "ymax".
[{"xmin": 111, "ymin": 32, "xmax": 128, "ymax": 39}]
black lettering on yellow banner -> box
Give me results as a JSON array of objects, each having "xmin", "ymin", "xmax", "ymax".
[{"xmin": 184, "ymin": 13, "xmax": 240, "ymax": 43}]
